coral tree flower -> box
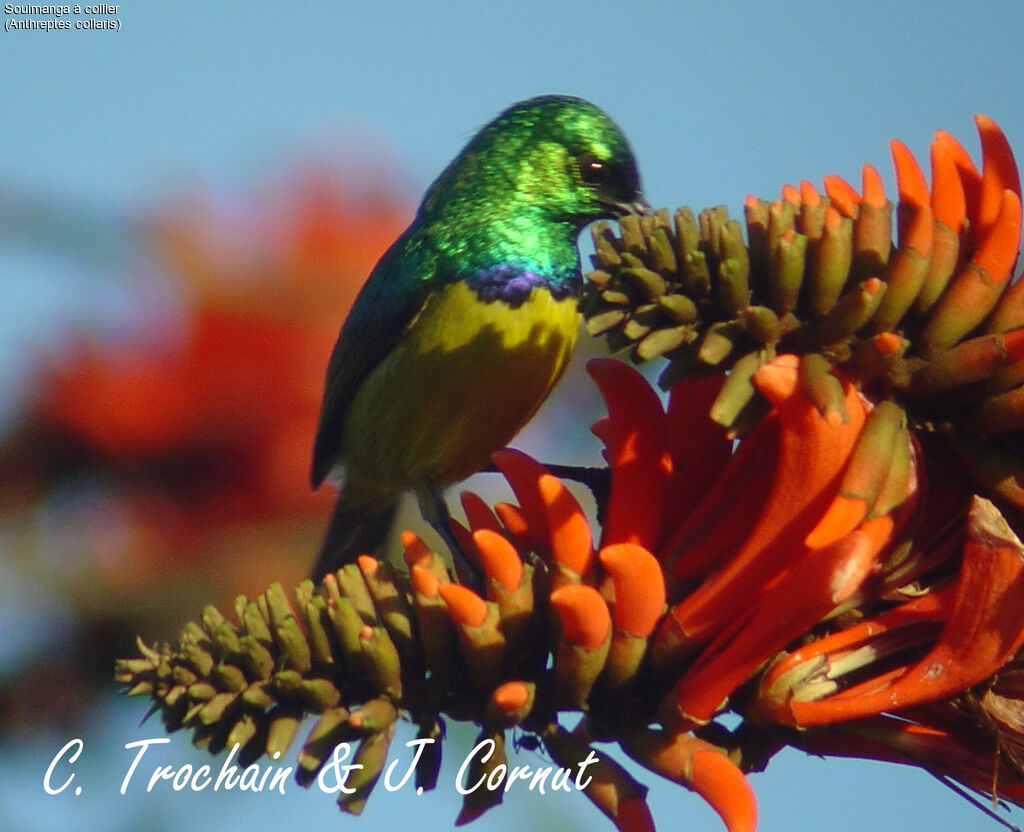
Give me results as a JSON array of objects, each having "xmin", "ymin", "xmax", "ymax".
[
  {"xmin": 449, "ymin": 116, "xmax": 1024, "ymax": 829},
  {"xmin": 121, "ymin": 118, "xmax": 1024, "ymax": 832}
]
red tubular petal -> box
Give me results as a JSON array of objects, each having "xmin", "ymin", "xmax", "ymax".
[
  {"xmin": 891, "ymin": 139, "xmax": 929, "ymax": 208},
  {"xmin": 800, "ymin": 179, "xmax": 821, "ymax": 208},
  {"xmin": 861, "ymin": 163, "xmax": 887, "ymax": 209},
  {"xmin": 489, "ymin": 451, "xmax": 594, "ymax": 572},
  {"xmin": 492, "ymin": 448, "xmax": 552, "ymax": 548},
  {"xmin": 862, "ymin": 275, "xmax": 884, "ymax": 297},
  {"xmin": 873, "ymin": 331, "xmax": 903, "ymax": 355},
  {"xmin": 664, "ymin": 374, "xmax": 733, "ymax": 525},
  {"xmin": 493, "ymin": 502, "xmax": 531, "ymax": 549},
  {"xmin": 410, "ymin": 564, "xmax": 440, "ymax": 600},
  {"xmin": 473, "ymin": 528, "xmax": 523, "ymax": 592},
  {"xmin": 940, "ymin": 128, "xmax": 983, "ymax": 224},
  {"xmin": 824, "ymin": 204, "xmax": 842, "ymax": 230},
  {"xmin": 587, "ymin": 359, "xmax": 672, "ymax": 552},
  {"xmin": 460, "ymin": 490, "xmax": 502, "ymax": 534},
  {"xmin": 987, "ymin": 256, "xmax": 1024, "ymax": 334},
  {"xmin": 401, "ymin": 531, "xmax": 433, "ymax": 567},
  {"xmin": 807, "ymin": 400, "xmax": 907, "ymax": 547},
  {"xmin": 904, "ymin": 202, "xmax": 934, "ymax": 255},
  {"xmin": 798, "ymin": 179, "xmax": 826, "ymax": 239},
  {"xmin": 439, "ymin": 583, "xmax": 488, "ymax": 627},
  {"xmin": 662, "ymin": 413, "xmax": 780, "ymax": 588},
  {"xmin": 972, "ymin": 189, "xmax": 1021, "ymax": 283},
  {"xmin": 670, "ymin": 526, "xmax": 881, "ymax": 725},
  {"xmin": 599, "ymin": 543, "xmax": 666, "ymax": 637},
  {"xmin": 664, "ymin": 356, "xmax": 866, "ymax": 647},
  {"xmin": 614, "ymin": 796, "xmax": 655, "ymax": 832},
  {"xmin": 920, "ymin": 191, "xmax": 1022, "ymax": 356},
  {"xmin": 690, "ymin": 750, "xmax": 758, "ymax": 832},
  {"xmin": 887, "ymin": 496, "xmax": 1024, "ymax": 693},
  {"xmin": 805, "ymin": 495, "xmax": 867, "ymax": 548},
  {"xmin": 781, "ymin": 183, "xmax": 801, "ymax": 206},
  {"xmin": 929, "ymin": 131, "xmax": 968, "ymax": 231},
  {"xmin": 591, "ymin": 416, "xmax": 612, "ymax": 445},
  {"xmin": 621, "ymin": 730, "xmax": 757, "ymax": 832},
  {"xmin": 400, "ymin": 532, "xmax": 452, "ymax": 584},
  {"xmin": 538, "ymin": 473, "xmax": 594, "ymax": 576},
  {"xmin": 823, "ymin": 174, "xmax": 861, "ymax": 218},
  {"xmin": 755, "ymin": 585, "xmax": 955, "ymax": 723},
  {"xmin": 872, "ymin": 205, "xmax": 933, "ymax": 332},
  {"xmin": 974, "ymin": 114, "xmax": 1022, "ymax": 246},
  {"xmin": 892, "ymin": 141, "xmax": 930, "ymax": 245},
  {"xmin": 550, "ymin": 584, "xmax": 611, "ymax": 649},
  {"xmin": 792, "ymin": 496, "xmax": 1024, "ymax": 726},
  {"xmin": 492, "ymin": 680, "xmax": 530, "ymax": 712},
  {"xmin": 999, "ymin": 325, "xmax": 1024, "ymax": 362}
]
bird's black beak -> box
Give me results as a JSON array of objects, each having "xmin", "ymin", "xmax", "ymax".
[{"xmin": 611, "ymin": 197, "xmax": 653, "ymax": 217}]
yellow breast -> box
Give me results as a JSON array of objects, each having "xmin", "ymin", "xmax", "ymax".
[{"xmin": 338, "ymin": 281, "xmax": 580, "ymax": 511}]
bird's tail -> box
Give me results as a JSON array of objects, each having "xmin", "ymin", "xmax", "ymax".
[{"xmin": 312, "ymin": 498, "xmax": 398, "ymax": 580}]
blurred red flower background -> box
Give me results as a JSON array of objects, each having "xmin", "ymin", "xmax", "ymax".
[{"xmin": 0, "ymin": 159, "xmax": 411, "ymax": 726}]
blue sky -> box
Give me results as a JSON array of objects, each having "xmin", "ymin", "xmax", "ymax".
[{"xmin": 3, "ymin": 2, "xmax": 1024, "ymax": 831}]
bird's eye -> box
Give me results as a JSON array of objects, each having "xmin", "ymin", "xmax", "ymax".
[{"xmin": 577, "ymin": 154, "xmax": 608, "ymax": 186}]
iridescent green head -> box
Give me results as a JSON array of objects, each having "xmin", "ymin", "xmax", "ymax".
[{"xmin": 421, "ymin": 95, "xmax": 646, "ymax": 227}]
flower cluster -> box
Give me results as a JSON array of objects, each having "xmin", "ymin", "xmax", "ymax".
[
  {"xmin": 584, "ymin": 117, "xmax": 1023, "ymax": 455},
  {"xmin": 13, "ymin": 167, "xmax": 407, "ymax": 596},
  {"xmin": 118, "ymin": 118, "xmax": 1024, "ymax": 832}
]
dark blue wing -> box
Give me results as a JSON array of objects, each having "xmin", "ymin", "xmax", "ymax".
[{"xmin": 310, "ymin": 227, "xmax": 440, "ymax": 488}]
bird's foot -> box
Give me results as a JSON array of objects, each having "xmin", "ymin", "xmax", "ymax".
[{"xmin": 417, "ymin": 486, "xmax": 484, "ymax": 590}]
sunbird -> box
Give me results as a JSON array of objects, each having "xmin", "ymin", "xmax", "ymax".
[{"xmin": 311, "ymin": 95, "xmax": 646, "ymax": 579}]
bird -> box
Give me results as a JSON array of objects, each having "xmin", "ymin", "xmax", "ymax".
[{"xmin": 310, "ymin": 94, "xmax": 647, "ymax": 580}]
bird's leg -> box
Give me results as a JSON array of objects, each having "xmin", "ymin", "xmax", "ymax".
[{"xmin": 417, "ymin": 485, "xmax": 482, "ymax": 589}]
